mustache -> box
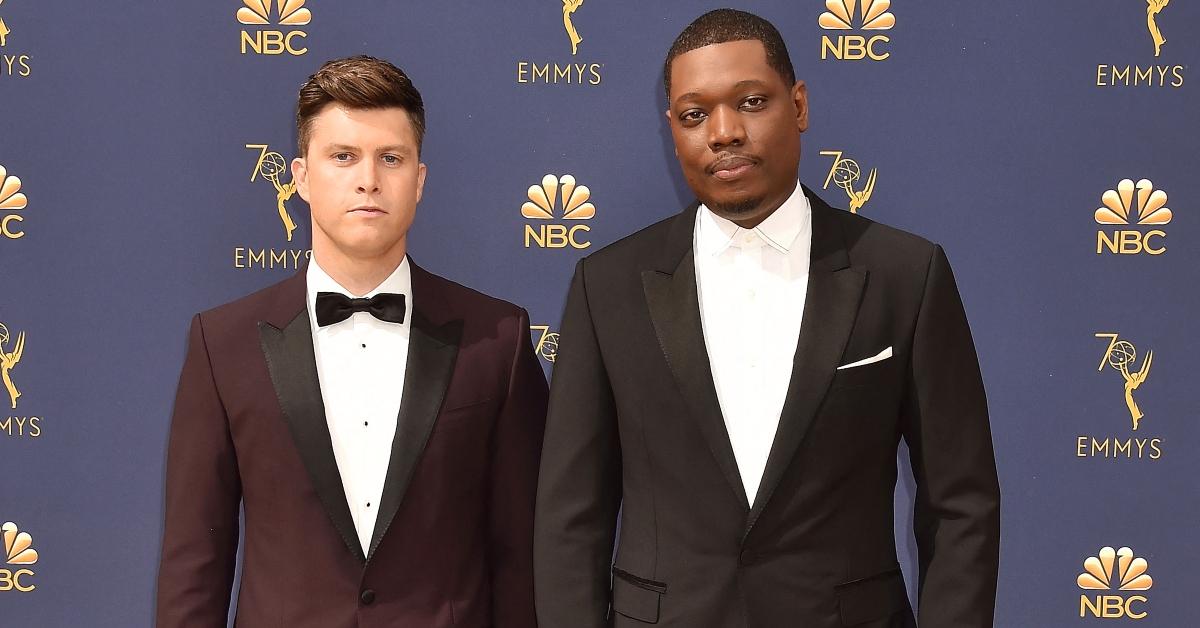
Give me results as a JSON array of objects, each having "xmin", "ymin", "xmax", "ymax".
[{"xmin": 706, "ymin": 152, "xmax": 760, "ymax": 174}]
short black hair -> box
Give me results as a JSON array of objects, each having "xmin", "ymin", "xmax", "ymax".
[{"xmin": 663, "ymin": 9, "xmax": 796, "ymax": 98}]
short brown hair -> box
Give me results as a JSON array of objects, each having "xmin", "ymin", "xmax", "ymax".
[{"xmin": 295, "ymin": 55, "xmax": 426, "ymax": 155}]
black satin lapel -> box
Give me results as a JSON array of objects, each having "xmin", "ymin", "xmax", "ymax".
[
  {"xmin": 642, "ymin": 254, "xmax": 750, "ymax": 512},
  {"xmin": 259, "ymin": 312, "xmax": 365, "ymax": 563},
  {"xmin": 367, "ymin": 311, "xmax": 462, "ymax": 561},
  {"xmin": 745, "ymin": 266, "xmax": 866, "ymax": 534}
]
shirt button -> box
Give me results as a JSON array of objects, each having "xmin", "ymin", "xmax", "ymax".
[{"xmin": 360, "ymin": 589, "xmax": 376, "ymax": 605}]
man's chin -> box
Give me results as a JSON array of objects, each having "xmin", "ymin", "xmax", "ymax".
[
  {"xmin": 321, "ymin": 234, "xmax": 408, "ymax": 262},
  {"xmin": 703, "ymin": 195, "xmax": 766, "ymax": 219}
]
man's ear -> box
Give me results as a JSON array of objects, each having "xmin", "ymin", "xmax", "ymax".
[
  {"xmin": 793, "ymin": 80, "xmax": 809, "ymax": 133},
  {"xmin": 664, "ymin": 109, "xmax": 679, "ymax": 157},
  {"xmin": 415, "ymin": 162, "xmax": 428, "ymax": 204},
  {"xmin": 292, "ymin": 157, "xmax": 309, "ymax": 202}
]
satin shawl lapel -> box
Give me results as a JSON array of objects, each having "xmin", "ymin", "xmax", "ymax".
[
  {"xmin": 258, "ymin": 270, "xmax": 365, "ymax": 563},
  {"xmin": 745, "ymin": 191, "xmax": 866, "ymax": 537},
  {"xmin": 367, "ymin": 263, "xmax": 462, "ymax": 562},
  {"xmin": 642, "ymin": 204, "xmax": 750, "ymax": 512}
]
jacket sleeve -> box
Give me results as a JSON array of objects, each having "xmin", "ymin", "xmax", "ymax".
[
  {"xmin": 534, "ymin": 258, "xmax": 623, "ymax": 628},
  {"xmin": 901, "ymin": 245, "xmax": 1001, "ymax": 627},
  {"xmin": 489, "ymin": 306, "xmax": 549, "ymax": 628},
  {"xmin": 156, "ymin": 314, "xmax": 241, "ymax": 628}
]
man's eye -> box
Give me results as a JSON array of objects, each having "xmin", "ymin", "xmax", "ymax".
[
  {"xmin": 382, "ymin": 155, "xmax": 400, "ymax": 165},
  {"xmin": 680, "ymin": 110, "xmax": 706, "ymax": 123},
  {"xmin": 334, "ymin": 153, "xmax": 353, "ymax": 161},
  {"xmin": 742, "ymin": 96, "xmax": 766, "ymax": 108}
]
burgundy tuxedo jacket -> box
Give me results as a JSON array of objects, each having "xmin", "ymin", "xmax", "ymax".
[{"xmin": 156, "ymin": 262, "xmax": 547, "ymax": 628}]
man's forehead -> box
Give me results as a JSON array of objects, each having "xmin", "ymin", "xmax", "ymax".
[
  {"xmin": 309, "ymin": 105, "xmax": 416, "ymax": 141},
  {"xmin": 668, "ymin": 40, "xmax": 776, "ymax": 94}
]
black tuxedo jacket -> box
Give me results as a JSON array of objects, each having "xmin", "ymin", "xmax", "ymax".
[
  {"xmin": 533, "ymin": 189, "xmax": 1000, "ymax": 627},
  {"xmin": 156, "ymin": 261, "xmax": 547, "ymax": 628}
]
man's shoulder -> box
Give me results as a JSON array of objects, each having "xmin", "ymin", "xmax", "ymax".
[
  {"xmin": 197, "ymin": 272, "xmax": 302, "ymax": 328},
  {"xmin": 822, "ymin": 204, "xmax": 941, "ymax": 276},
  {"xmin": 416, "ymin": 266, "xmax": 526, "ymax": 324},
  {"xmin": 178, "ymin": 272, "xmax": 304, "ymax": 359},
  {"xmin": 581, "ymin": 210, "xmax": 683, "ymax": 270}
]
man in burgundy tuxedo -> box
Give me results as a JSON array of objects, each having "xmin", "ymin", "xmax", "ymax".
[{"xmin": 156, "ymin": 56, "xmax": 547, "ymax": 628}]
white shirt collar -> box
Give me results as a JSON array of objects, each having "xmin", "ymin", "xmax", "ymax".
[
  {"xmin": 306, "ymin": 256, "xmax": 413, "ymax": 326},
  {"xmin": 697, "ymin": 182, "xmax": 810, "ymax": 257}
]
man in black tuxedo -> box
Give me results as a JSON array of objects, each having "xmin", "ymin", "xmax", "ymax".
[{"xmin": 534, "ymin": 9, "xmax": 1000, "ymax": 628}]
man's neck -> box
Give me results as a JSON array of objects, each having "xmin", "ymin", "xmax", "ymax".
[{"xmin": 312, "ymin": 244, "xmax": 407, "ymax": 297}]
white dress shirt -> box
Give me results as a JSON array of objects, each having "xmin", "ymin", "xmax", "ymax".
[
  {"xmin": 306, "ymin": 257, "xmax": 412, "ymax": 553},
  {"xmin": 694, "ymin": 183, "xmax": 812, "ymax": 505}
]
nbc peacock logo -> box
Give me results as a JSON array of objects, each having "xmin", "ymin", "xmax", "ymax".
[
  {"xmin": 237, "ymin": 0, "xmax": 311, "ymax": 56},
  {"xmin": 1094, "ymin": 179, "xmax": 1172, "ymax": 255},
  {"xmin": 1, "ymin": 521, "xmax": 38, "ymax": 592},
  {"xmin": 1077, "ymin": 546, "xmax": 1152, "ymax": 619},
  {"xmin": 819, "ymin": 0, "xmax": 895, "ymax": 61},
  {"xmin": 0, "ymin": 163, "xmax": 28, "ymax": 240},
  {"xmin": 521, "ymin": 174, "xmax": 595, "ymax": 249}
]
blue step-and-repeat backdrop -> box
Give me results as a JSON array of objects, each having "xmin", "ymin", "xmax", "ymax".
[{"xmin": 1, "ymin": 1, "xmax": 1197, "ymax": 626}]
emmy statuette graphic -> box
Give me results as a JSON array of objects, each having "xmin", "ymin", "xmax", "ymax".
[
  {"xmin": 1096, "ymin": 333, "xmax": 1153, "ymax": 431},
  {"xmin": 1146, "ymin": 0, "xmax": 1170, "ymax": 57},
  {"xmin": 247, "ymin": 144, "xmax": 299, "ymax": 242},
  {"xmin": 562, "ymin": 0, "xmax": 584, "ymax": 55},
  {"xmin": 821, "ymin": 151, "xmax": 877, "ymax": 214},
  {"xmin": 530, "ymin": 325, "xmax": 560, "ymax": 363},
  {"xmin": 0, "ymin": 321, "xmax": 24, "ymax": 410},
  {"xmin": 0, "ymin": 0, "xmax": 10, "ymax": 48}
]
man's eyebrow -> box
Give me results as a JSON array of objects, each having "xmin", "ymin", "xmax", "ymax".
[
  {"xmin": 672, "ymin": 80, "xmax": 773, "ymax": 106},
  {"xmin": 733, "ymin": 79, "xmax": 769, "ymax": 90},
  {"xmin": 323, "ymin": 143, "xmax": 414, "ymax": 154}
]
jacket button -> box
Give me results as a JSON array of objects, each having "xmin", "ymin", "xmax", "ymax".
[{"xmin": 360, "ymin": 589, "xmax": 376, "ymax": 605}]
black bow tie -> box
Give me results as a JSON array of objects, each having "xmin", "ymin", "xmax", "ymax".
[{"xmin": 315, "ymin": 292, "xmax": 407, "ymax": 327}]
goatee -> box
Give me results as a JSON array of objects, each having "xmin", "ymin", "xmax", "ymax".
[{"xmin": 705, "ymin": 196, "xmax": 765, "ymax": 218}]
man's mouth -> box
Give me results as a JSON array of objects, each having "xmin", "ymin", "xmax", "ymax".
[
  {"xmin": 708, "ymin": 155, "xmax": 758, "ymax": 181},
  {"xmin": 349, "ymin": 206, "xmax": 385, "ymax": 214}
]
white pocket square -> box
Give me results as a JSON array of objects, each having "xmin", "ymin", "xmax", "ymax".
[{"xmin": 837, "ymin": 346, "xmax": 893, "ymax": 370}]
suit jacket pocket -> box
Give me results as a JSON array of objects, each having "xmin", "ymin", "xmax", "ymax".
[
  {"xmin": 835, "ymin": 568, "xmax": 910, "ymax": 626},
  {"xmin": 433, "ymin": 396, "xmax": 497, "ymax": 431},
  {"xmin": 611, "ymin": 567, "xmax": 666, "ymax": 623},
  {"xmin": 829, "ymin": 357, "xmax": 895, "ymax": 391}
]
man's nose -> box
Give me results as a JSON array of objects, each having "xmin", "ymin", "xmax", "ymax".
[
  {"xmin": 707, "ymin": 106, "xmax": 746, "ymax": 150},
  {"xmin": 356, "ymin": 162, "xmax": 380, "ymax": 194}
]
